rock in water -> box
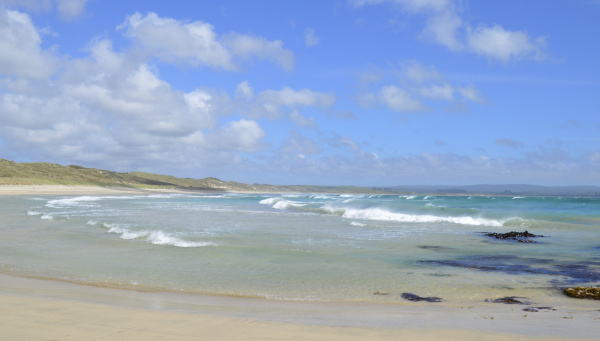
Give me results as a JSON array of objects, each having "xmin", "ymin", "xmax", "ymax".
[
  {"xmin": 483, "ymin": 231, "xmax": 544, "ymax": 243},
  {"xmin": 563, "ymin": 287, "xmax": 600, "ymax": 300}
]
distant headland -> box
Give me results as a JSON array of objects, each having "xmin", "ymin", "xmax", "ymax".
[{"xmin": 1, "ymin": 158, "xmax": 599, "ymax": 197}]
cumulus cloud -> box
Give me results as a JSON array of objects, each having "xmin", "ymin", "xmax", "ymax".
[
  {"xmin": 210, "ymin": 119, "xmax": 265, "ymax": 153},
  {"xmin": 377, "ymin": 85, "xmax": 424, "ymax": 112},
  {"xmin": 358, "ymin": 61, "xmax": 485, "ymax": 113},
  {"xmin": 467, "ymin": 25, "xmax": 546, "ymax": 63},
  {"xmin": 118, "ymin": 12, "xmax": 294, "ymax": 71},
  {"xmin": 0, "ymin": 8, "xmax": 60, "ymax": 79},
  {"xmin": 352, "ymin": 0, "xmax": 547, "ymax": 63},
  {"xmin": 0, "ymin": 12, "xmax": 276, "ymax": 171}
]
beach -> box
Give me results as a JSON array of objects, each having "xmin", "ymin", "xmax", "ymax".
[
  {"xmin": 1, "ymin": 185, "xmax": 599, "ymax": 340},
  {"xmin": 1, "ymin": 274, "xmax": 598, "ymax": 341},
  {"xmin": 0, "ymin": 185, "xmax": 183, "ymax": 196}
]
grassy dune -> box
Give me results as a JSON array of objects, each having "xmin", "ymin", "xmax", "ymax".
[{"xmin": 0, "ymin": 159, "xmax": 385, "ymax": 194}]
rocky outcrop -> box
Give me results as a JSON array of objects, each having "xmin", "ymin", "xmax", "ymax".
[
  {"xmin": 563, "ymin": 287, "xmax": 600, "ymax": 300},
  {"xmin": 483, "ymin": 231, "xmax": 544, "ymax": 243}
]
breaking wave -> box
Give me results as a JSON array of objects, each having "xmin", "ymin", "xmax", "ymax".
[{"xmin": 89, "ymin": 221, "xmax": 215, "ymax": 248}]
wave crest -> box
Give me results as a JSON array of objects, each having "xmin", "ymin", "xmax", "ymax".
[{"xmin": 90, "ymin": 221, "xmax": 215, "ymax": 248}]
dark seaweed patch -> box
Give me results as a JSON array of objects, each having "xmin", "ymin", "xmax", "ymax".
[
  {"xmin": 401, "ymin": 293, "xmax": 443, "ymax": 302},
  {"xmin": 420, "ymin": 255, "xmax": 600, "ymax": 286},
  {"xmin": 485, "ymin": 296, "xmax": 530, "ymax": 305},
  {"xmin": 417, "ymin": 245, "xmax": 456, "ymax": 252}
]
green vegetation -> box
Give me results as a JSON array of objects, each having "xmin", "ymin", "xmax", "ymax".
[{"xmin": 0, "ymin": 159, "xmax": 389, "ymax": 194}]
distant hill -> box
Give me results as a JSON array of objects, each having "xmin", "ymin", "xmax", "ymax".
[
  {"xmin": 2, "ymin": 158, "xmax": 598, "ymax": 196},
  {"xmin": 385, "ymin": 184, "xmax": 600, "ymax": 197},
  {"xmin": 0, "ymin": 159, "xmax": 386, "ymax": 194}
]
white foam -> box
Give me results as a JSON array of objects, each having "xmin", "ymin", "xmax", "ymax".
[
  {"xmin": 349, "ymin": 221, "xmax": 367, "ymax": 227},
  {"xmin": 27, "ymin": 210, "xmax": 42, "ymax": 216},
  {"xmin": 45, "ymin": 195, "xmax": 143, "ymax": 208},
  {"xmin": 341, "ymin": 207, "xmax": 504, "ymax": 226},
  {"xmin": 46, "ymin": 196, "xmax": 104, "ymax": 208},
  {"xmin": 99, "ymin": 222, "xmax": 215, "ymax": 247},
  {"xmin": 259, "ymin": 197, "xmax": 306, "ymax": 210},
  {"xmin": 259, "ymin": 197, "xmax": 279, "ymax": 205},
  {"xmin": 41, "ymin": 214, "xmax": 54, "ymax": 220},
  {"xmin": 146, "ymin": 231, "xmax": 215, "ymax": 248}
]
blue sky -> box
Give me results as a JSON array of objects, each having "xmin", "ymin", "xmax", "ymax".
[{"xmin": 0, "ymin": 0, "xmax": 599, "ymax": 186}]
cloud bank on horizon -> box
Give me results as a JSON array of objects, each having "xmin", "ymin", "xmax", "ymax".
[{"xmin": 0, "ymin": 0, "xmax": 598, "ymax": 186}]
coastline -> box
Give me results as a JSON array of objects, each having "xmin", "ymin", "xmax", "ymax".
[
  {"xmin": 1, "ymin": 274, "xmax": 598, "ymax": 341},
  {"xmin": 0, "ymin": 184, "xmax": 199, "ymax": 196},
  {"xmin": 2, "ymin": 185, "xmax": 599, "ymax": 340}
]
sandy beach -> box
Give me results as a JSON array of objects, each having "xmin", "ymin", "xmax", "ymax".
[
  {"xmin": 0, "ymin": 185, "xmax": 183, "ymax": 196},
  {"xmin": 1, "ymin": 185, "xmax": 599, "ymax": 340},
  {"xmin": 1, "ymin": 274, "xmax": 598, "ymax": 341}
]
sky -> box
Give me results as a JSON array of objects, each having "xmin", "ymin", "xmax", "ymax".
[{"xmin": 0, "ymin": 0, "xmax": 599, "ymax": 186}]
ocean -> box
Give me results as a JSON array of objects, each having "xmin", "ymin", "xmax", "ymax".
[{"xmin": 1, "ymin": 192, "xmax": 599, "ymax": 306}]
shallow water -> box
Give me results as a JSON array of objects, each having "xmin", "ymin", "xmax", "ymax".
[{"xmin": 1, "ymin": 193, "xmax": 599, "ymax": 305}]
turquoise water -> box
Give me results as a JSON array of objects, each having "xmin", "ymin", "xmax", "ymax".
[{"xmin": 1, "ymin": 193, "xmax": 599, "ymax": 304}]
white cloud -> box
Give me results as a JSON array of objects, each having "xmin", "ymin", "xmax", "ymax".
[
  {"xmin": 256, "ymin": 86, "xmax": 337, "ymax": 118},
  {"xmin": 422, "ymin": 10, "xmax": 463, "ymax": 51},
  {"xmin": 403, "ymin": 61, "xmax": 442, "ymax": 83},
  {"xmin": 211, "ymin": 119, "xmax": 265, "ymax": 153},
  {"xmin": 304, "ymin": 28, "xmax": 319, "ymax": 47},
  {"xmin": 118, "ymin": 12, "xmax": 294, "ymax": 71},
  {"xmin": 290, "ymin": 110, "xmax": 317, "ymax": 128},
  {"xmin": 358, "ymin": 61, "xmax": 484, "ymax": 113},
  {"xmin": 378, "ymin": 85, "xmax": 424, "ymax": 112},
  {"xmin": 466, "ymin": 25, "xmax": 546, "ymax": 63},
  {"xmin": 223, "ymin": 32, "xmax": 294, "ymax": 71},
  {"xmin": 419, "ymin": 84, "xmax": 454, "ymax": 101},
  {"xmin": 235, "ymin": 81, "xmax": 254, "ymax": 100},
  {"xmin": 352, "ymin": 0, "xmax": 548, "ymax": 63},
  {"xmin": 351, "ymin": 0, "xmax": 451, "ymax": 12},
  {"xmin": 0, "ymin": 8, "xmax": 60, "ymax": 79},
  {"xmin": 56, "ymin": 0, "xmax": 87, "ymax": 21},
  {"xmin": 457, "ymin": 85, "xmax": 486, "ymax": 104}
]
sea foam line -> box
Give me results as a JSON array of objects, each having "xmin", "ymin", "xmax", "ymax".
[
  {"xmin": 259, "ymin": 197, "xmax": 308, "ymax": 210},
  {"xmin": 339, "ymin": 207, "xmax": 505, "ymax": 226},
  {"xmin": 89, "ymin": 221, "xmax": 215, "ymax": 248}
]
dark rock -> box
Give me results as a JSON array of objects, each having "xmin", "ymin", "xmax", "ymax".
[
  {"xmin": 483, "ymin": 231, "xmax": 544, "ymax": 243},
  {"xmin": 401, "ymin": 293, "xmax": 443, "ymax": 302},
  {"xmin": 563, "ymin": 287, "xmax": 600, "ymax": 300}
]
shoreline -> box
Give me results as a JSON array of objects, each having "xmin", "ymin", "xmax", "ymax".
[
  {"xmin": 0, "ymin": 184, "xmax": 204, "ymax": 196},
  {"xmin": 2, "ymin": 185, "xmax": 599, "ymax": 339},
  {"xmin": 1, "ymin": 273, "xmax": 598, "ymax": 340}
]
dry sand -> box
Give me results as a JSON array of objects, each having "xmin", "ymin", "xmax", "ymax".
[
  {"xmin": 0, "ymin": 184, "xmax": 192, "ymax": 196},
  {"xmin": 1, "ymin": 185, "xmax": 598, "ymax": 340},
  {"xmin": 1, "ymin": 274, "xmax": 598, "ymax": 341}
]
